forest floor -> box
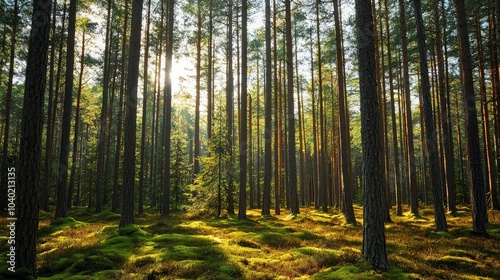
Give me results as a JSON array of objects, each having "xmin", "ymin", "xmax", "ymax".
[{"xmin": 1, "ymin": 205, "xmax": 500, "ymax": 279}]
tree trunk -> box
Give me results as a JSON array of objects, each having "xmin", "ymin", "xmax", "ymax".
[
  {"xmin": 41, "ymin": 0, "xmax": 59, "ymax": 212},
  {"xmin": 55, "ymin": 0, "xmax": 77, "ymax": 219},
  {"xmin": 434, "ymin": 0, "xmax": 456, "ymax": 214},
  {"xmin": 112, "ymin": 0, "xmax": 129, "ymax": 212},
  {"xmin": 488, "ymin": 4, "xmax": 500, "ymax": 210},
  {"xmin": 207, "ymin": 0, "xmax": 213, "ymax": 142},
  {"xmin": 120, "ymin": 0, "xmax": 143, "ymax": 227},
  {"xmin": 384, "ymin": 0, "xmax": 402, "ymax": 216},
  {"xmin": 398, "ymin": 0, "xmax": 419, "ymax": 215},
  {"xmin": 356, "ymin": 0, "xmax": 390, "ymax": 270},
  {"xmin": 194, "ymin": 0, "xmax": 202, "ymax": 181},
  {"xmin": 454, "ymin": 0, "xmax": 488, "ymax": 234},
  {"xmin": 262, "ymin": 0, "xmax": 272, "ymax": 216},
  {"xmin": 138, "ymin": 0, "xmax": 151, "ymax": 215},
  {"xmin": 68, "ymin": 27, "xmax": 86, "ymax": 208},
  {"xmin": 334, "ymin": 0, "xmax": 356, "ymax": 224},
  {"xmin": 0, "ymin": 0, "xmax": 18, "ymax": 214},
  {"xmin": 162, "ymin": 0, "xmax": 175, "ymax": 217},
  {"xmin": 15, "ymin": 0, "xmax": 52, "ymax": 276},
  {"xmin": 238, "ymin": 0, "xmax": 248, "ymax": 220},
  {"xmin": 413, "ymin": 0, "xmax": 447, "ymax": 232},
  {"xmin": 285, "ymin": 0, "xmax": 299, "ymax": 215},
  {"xmin": 315, "ymin": 0, "xmax": 328, "ymax": 213},
  {"xmin": 226, "ymin": 0, "xmax": 235, "ymax": 215},
  {"xmin": 95, "ymin": 0, "xmax": 113, "ymax": 213}
]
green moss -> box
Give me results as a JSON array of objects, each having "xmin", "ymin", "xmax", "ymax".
[
  {"xmin": 292, "ymin": 231, "xmax": 319, "ymax": 241},
  {"xmin": 71, "ymin": 255, "xmax": 114, "ymax": 274},
  {"xmin": 427, "ymin": 255, "xmax": 478, "ymax": 268},
  {"xmin": 39, "ymin": 217, "xmax": 87, "ymax": 236},
  {"xmin": 258, "ymin": 233, "xmax": 301, "ymax": 248},
  {"xmin": 235, "ymin": 239, "xmax": 261, "ymax": 248},
  {"xmin": 447, "ymin": 249, "xmax": 476, "ymax": 259},
  {"xmin": 0, "ymin": 267, "xmax": 35, "ymax": 280},
  {"xmin": 133, "ymin": 256, "xmax": 156, "ymax": 268},
  {"xmin": 153, "ymin": 233, "xmax": 214, "ymax": 247},
  {"xmin": 312, "ymin": 265, "xmax": 373, "ymax": 280},
  {"xmin": 429, "ymin": 231, "xmax": 454, "ymax": 239}
]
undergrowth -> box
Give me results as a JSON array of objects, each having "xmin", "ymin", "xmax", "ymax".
[{"xmin": 0, "ymin": 205, "xmax": 498, "ymax": 279}]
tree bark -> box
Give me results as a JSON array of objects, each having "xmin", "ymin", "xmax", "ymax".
[
  {"xmin": 55, "ymin": 0, "xmax": 77, "ymax": 219},
  {"xmin": 262, "ymin": 0, "xmax": 272, "ymax": 216},
  {"xmin": 238, "ymin": 0, "xmax": 248, "ymax": 220},
  {"xmin": 356, "ymin": 0, "xmax": 390, "ymax": 270},
  {"xmin": 120, "ymin": 0, "xmax": 143, "ymax": 227},
  {"xmin": 398, "ymin": 0, "xmax": 419, "ymax": 215},
  {"xmin": 334, "ymin": 0, "xmax": 356, "ymax": 224},
  {"xmin": 413, "ymin": 0, "xmax": 447, "ymax": 232},
  {"xmin": 226, "ymin": 0, "xmax": 235, "ymax": 215},
  {"xmin": 162, "ymin": 0, "xmax": 175, "ymax": 217},
  {"xmin": 15, "ymin": 0, "xmax": 52, "ymax": 276},
  {"xmin": 112, "ymin": 0, "xmax": 129, "ymax": 212},
  {"xmin": 0, "ymin": 0, "xmax": 18, "ymax": 214},
  {"xmin": 434, "ymin": 0, "xmax": 456, "ymax": 214},
  {"xmin": 194, "ymin": 0, "xmax": 202, "ymax": 181},
  {"xmin": 68, "ymin": 27, "xmax": 87, "ymax": 208},
  {"xmin": 138, "ymin": 0, "xmax": 151, "ymax": 214},
  {"xmin": 454, "ymin": 0, "xmax": 488, "ymax": 234},
  {"xmin": 285, "ymin": 0, "xmax": 299, "ymax": 215}
]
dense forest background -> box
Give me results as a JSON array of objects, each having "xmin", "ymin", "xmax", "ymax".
[{"xmin": 0, "ymin": 0, "xmax": 499, "ymax": 278}]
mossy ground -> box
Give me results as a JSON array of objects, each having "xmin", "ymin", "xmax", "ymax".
[{"xmin": 0, "ymin": 205, "xmax": 499, "ymax": 279}]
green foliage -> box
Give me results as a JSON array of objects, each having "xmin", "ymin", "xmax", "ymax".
[{"xmin": 189, "ymin": 104, "xmax": 233, "ymax": 217}]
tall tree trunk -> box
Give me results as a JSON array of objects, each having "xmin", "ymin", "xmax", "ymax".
[
  {"xmin": 68, "ymin": 28, "xmax": 86, "ymax": 208},
  {"xmin": 384, "ymin": 0, "xmax": 402, "ymax": 216},
  {"xmin": 194, "ymin": 0, "xmax": 202, "ymax": 181},
  {"xmin": 309, "ymin": 27, "xmax": 320, "ymax": 210},
  {"xmin": 55, "ymin": 0, "xmax": 77, "ymax": 219},
  {"xmin": 120, "ymin": 0, "xmax": 143, "ymax": 227},
  {"xmin": 356, "ymin": 0, "xmax": 390, "ymax": 270},
  {"xmin": 284, "ymin": 0, "xmax": 299, "ymax": 215},
  {"xmin": 226, "ymin": 0, "xmax": 235, "ymax": 215},
  {"xmin": 96, "ymin": 0, "xmax": 113, "ymax": 213},
  {"xmin": 413, "ymin": 0, "xmax": 447, "ymax": 232},
  {"xmin": 162, "ymin": 0, "xmax": 175, "ymax": 217},
  {"xmin": 249, "ymin": 95, "xmax": 254, "ymax": 209},
  {"xmin": 112, "ymin": 0, "xmax": 129, "ymax": 212},
  {"xmin": 41, "ymin": 0, "xmax": 59, "ymax": 212},
  {"xmin": 434, "ymin": 0, "xmax": 456, "ymax": 214},
  {"xmin": 373, "ymin": 0, "xmax": 391, "ymax": 223},
  {"xmin": 334, "ymin": 0, "xmax": 356, "ymax": 224},
  {"xmin": 294, "ymin": 21, "xmax": 306, "ymax": 207},
  {"xmin": 273, "ymin": 0, "xmax": 281, "ymax": 215},
  {"xmin": 454, "ymin": 0, "xmax": 488, "ymax": 234},
  {"xmin": 262, "ymin": 0, "xmax": 272, "ymax": 216},
  {"xmin": 138, "ymin": 0, "xmax": 151, "ymax": 214},
  {"xmin": 315, "ymin": 0, "xmax": 328, "ymax": 213},
  {"xmin": 256, "ymin": 58, "xmax": 262, "ymax": 209},
  {"xmin": 207, "ymin": 0, "xmax": 213, "ymax": 141},
  {"xmin": 15, "ymin": 0, "xmax": 51, "ymax": 276},
  {"xmin": 0, "ymin": 0, "xmax": 18, "ymax": 214},
  {"xmin": 238, "ymin": 0, "xmax": 248, "ymax": 220},
  {"xmin": 399, "ymin": 0, "xmax": 419, "ymax": 215},
  {"xmin": 489, "ymin": 5, "xmax": 499, "ymax": 210},
  {"xmin": 475, "ymin": 14, "xmax": 496, "ymax": 212}
]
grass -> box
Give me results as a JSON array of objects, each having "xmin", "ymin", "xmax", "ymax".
[{"xmin": 0, "ymin": 205, "xmax": 499, "ymax": 279}]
